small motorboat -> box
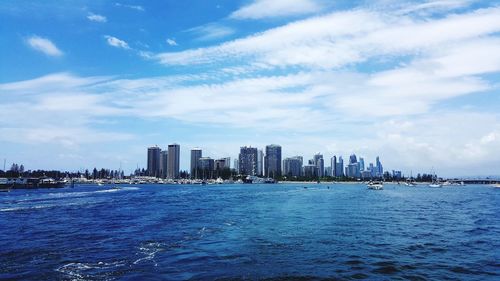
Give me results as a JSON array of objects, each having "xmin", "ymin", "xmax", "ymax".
[{"xmin": 367, "ymin": 181, "xmax": 383, "ymax": 190}]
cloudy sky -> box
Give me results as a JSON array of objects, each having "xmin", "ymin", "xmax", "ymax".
[{"xmin": 1, "ymin": 0, "xmax": 500, "ymax": 177}]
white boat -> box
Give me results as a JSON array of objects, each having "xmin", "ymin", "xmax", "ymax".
[
  {"xmin": 367, "ymin": 181, "xmax": 383, "ymax": 190},
  {"xmin": 428, "ymin": 168, "xmax": 442, "ymax": 188},
  {"xmin": 404, "ymin": 181, "xmax": 417, "ymax": 187}
]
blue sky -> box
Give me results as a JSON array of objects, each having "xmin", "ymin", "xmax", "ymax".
[{"xmin": 1, "ymin": 0, "xmax": 500, "ymax": 177}]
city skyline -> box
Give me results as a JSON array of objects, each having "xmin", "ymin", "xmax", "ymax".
[
  {"xmin": 145, "ymin": 143, "xmax": 395, "ymax": 180},
  {"xmin": 1, "ymin": 0, "xmax": 500, "ymax": 177}
]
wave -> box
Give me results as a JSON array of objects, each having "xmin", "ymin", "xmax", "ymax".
[
  {"xmin": 133, "ymin": 241, "xmax": 164, "ymax": 266},
  {"xmin": 0, "ymin": 200, "xmax": 101, "ymax": 212},
  {"xmin": 56, "ymin": 260, "xmax": 126, "ymax": 280}
]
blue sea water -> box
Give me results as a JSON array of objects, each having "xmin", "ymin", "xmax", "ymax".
[{"xmin": 0, "ymin": 183, "xmax": 499, "ymax": 280}]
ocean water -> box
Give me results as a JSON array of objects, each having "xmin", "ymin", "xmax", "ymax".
[{"xmin": 0, "ymin": 183, "xmax": 499, "ymax": 280}]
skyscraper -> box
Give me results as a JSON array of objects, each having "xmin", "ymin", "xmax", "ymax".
[
  {"xmin": 349, "ymin": 154, "xmax": 357, "ymax": 164},
  {"xmin": 223, "ymin": 157, "xmax": 231, "ymax": 169},
  {"xmin": 147, "ymin": 146, "xmax": 161, "ymax": 178},
  {"xmin": 359, "ymin": 157, "xmax": 365, "ymax": 171},
  {"xmin": 264, "ymin": 144, "xmax": 282, "ymax": 178},
  {"xmin": 346, "ymin": 163, "xmax": 360, "ymax": 178},
  {"xmin": 167, "ymin": 144, "xmax": 180, "ymax": 179},
  {"xmin": 233, "ymin": 159, "xmax": 239, "ymax": 172},
  {"xmin": 198, "ymin": 157, "xmax": 214, "ymax": 179},
  {"xmin": 239, "ymin": 146, "xmax": 258, "ymax": 176},
  {"xmin": 190, "ymin": 148, "xmax": 202, "ymax": 179},
  {"xmin": 303, "ymin": 163, "xmax": 317, "ymax": 178},
  {"xmin": 214, "ymin": 158, "xmax": 228, "ymax": 170},
  {"xmin": 331, "ymin": 156, "xmax": 337, "ymax": 177},
  {"xmin": 376, "ymin": 156, "xmax": 383, "ymax": 177},
  {"xmin": 283, "ymin": 156, "xmax": 302, "ymax": 177},
  {"xmin": 336, "ymin": 156, "xmax": 344, "ymax": 177},
  {"xmin": 160, "ymin": 150, "xmax": 168, "ymax": 178},
  {"xmin": 257, "ymin": 149, "xmax": 264, "ymax": 176},
  {"xmin": 313, "ymin": 153, "xmax": 324, "ymax": 177}
]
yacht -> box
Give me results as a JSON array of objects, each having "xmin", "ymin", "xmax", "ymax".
[{"xmin": 367, "ymin": 181, "xmax": 383, "ymax": 190}]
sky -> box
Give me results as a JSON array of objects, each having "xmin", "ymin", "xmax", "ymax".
[{"xmin": 1, "ymin": 0, "xmax": 500, "ymax": 177}]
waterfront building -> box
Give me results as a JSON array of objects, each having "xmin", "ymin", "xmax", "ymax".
[
  {"xmin": 233, "ymin": 159, "xmax": 239, "ymax": 172},
  {"xmin": 190, "ymin": 148, "xmax": 202, "ymax": 179},
  {"xmin": 214, "ymin": 158, "xmax": 229, "ymax": 170},
  {"xmin": 335, "ymin": 156, "xmax": 344, "ymax": 177},
  {"xmin": 198, "ymin": 157, "xmax": 214, "ymax": 179},
  {"xmin": 392, "ymin": 170, "xmax": 402, "ymax": 180},
  {"xmin": 346, "ymin": 163, "xmax": 360, "ymax": 178},
  {"xmin": 167, "ymin": 143, "xmax": 180, "ymax": 179},
  {"xmin": 147, "ymin": 146, "xmax": 161, "ymax": 178},
  {"xmin": 331, "ymin": 156, "xmax": 337, "ymax": 177},
  {"xmin": 346, "ymin": 154, "xmax": 360, "ymax": 178},
  {"xmin": 283, "ymin": 156, "xmax": 302, "ymax": 177},
  {"xmin": 222, "ymin": 157, "xmax": 231, "ymax": 169},
  {"xmin": 303, "ymin": 164, "xmax": 317, "ymax": 178},
  {"xmin": 257, "ymin": 150, "xmax": 264, "ymax": 176},
  {"xmin": 376, "ymin": 156, "xmax": 383, "ymax": 177},
  {"xmin": 349, "ymin": 154, "xmax": 357, "ymax": 164},
  {"xmin": 239, "ymin": 146, "xmax": 258, "ymax": 176},
  {"xmin": 313, "ymin": 153, "xmax": 324, "ymax": 177},
  {"xmin": 326, "ymin": 166, "xmax": 332, "ymax": 177},
  {"xmin": 361, "ymin": 170, "xmax": 372, "ymax": 179},
  {"xmin": 264, "ymin": 144, "xmax": 282, "ymax": 178},
  {"xmin": 160, "ymin": 150, "xmax": 168, "ymax": 178},
  {"xmin": 359, "ymin": 157, "xmax": 365, "ymax": 171}
]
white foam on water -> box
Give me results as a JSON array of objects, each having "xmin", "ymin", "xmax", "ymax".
[
  {"xmin": 1, "ymin": 198, "xmax": 105, "ymax": 212},
  {"xmin": 2, "ymin": 187, "xmax": 139, "ymax": 212},
  {"xmin": 133, "ymin": 241, "xmax": 164, "ymax": 266},
  {"xmin": 55, "ymin": 260, "xmax": 126, "ymax": 280},
  {"xmin": 120, "ymin": 186, "xmax": 140, "ymax": 191}
]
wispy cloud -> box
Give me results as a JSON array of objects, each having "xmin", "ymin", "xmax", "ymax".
[
  {"xmin": 115, "ymin": 2, "xmax": 145, "ymax": 12},
  {"xmin": 104, "ymin": 35, "xmax": 130, "ymax": 49},
  {"xmin": 166, "ymin": 38, "xmax": 178, "ymax": 46},
  {"xmin": 186, "ymin": 23, "xmax": 235, "ymax": 41},
  {"xmin": 87, "ymin": 12, "xmax": 107, "ymax": 23},
  {"xmin": 230, "ymin": 0, "xmax": 322, "ymax": 20},
  {"xmin": 25, "ymin": 35, "xmax": 63, "ymax": 57},
  {"xmin": 156, "ymin": 6, "xmax": 500, "ymax": 69},
  {"xmin": 1, "ymin": 71, "xmax": 499, "ymax": 175},
  {"xmin": 5, "ymin": 1, "xmax": 500, "ymax": 176}
]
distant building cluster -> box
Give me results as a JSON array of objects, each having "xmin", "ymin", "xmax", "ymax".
[
  {"xmin": 146, "ymin": 144, "xmax": 393, "ymax": 180},
  {"xmin": 147, "ymin": 144, "xmax": 180, "ymax": 179}
]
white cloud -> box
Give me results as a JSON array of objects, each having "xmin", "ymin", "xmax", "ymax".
[
  {"xmin": 166, "ymin": 38, "xmax": 177, "ymax": 46},
  {"xmin": 396, "ymin": 0, "xmax": 473, "ymax": 15},
  {"xmin": 87, "ymin": 12, "xmax": 107, "ymax": 23},
  {"xmin": 104, "ymin": 35, "xmax": 130, "ymax": 49},
  {"xmin": 5, "ymin": 2, "xmax": 500, "ymax": 176},
  {"xmin": 1, "ymin": 69, "xmax": 499, "ymax": 176},
  {"xmin": 155, "ymin": 6, "xmax": 500, "ymax": 69},
  {"xmin": 25, "ymin": 35, "xmax": 63, "ymax": 57},
  {"xmin": 114, "ymin": 3, "xmax": 144, "ymax": 11},
  {"xmin": 230, "ymin": 0, "xmax": 322, "ymax": 19},
  {"xmin": 186, "ymin": 23, "xmax": 235, "ymax": 41}
]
